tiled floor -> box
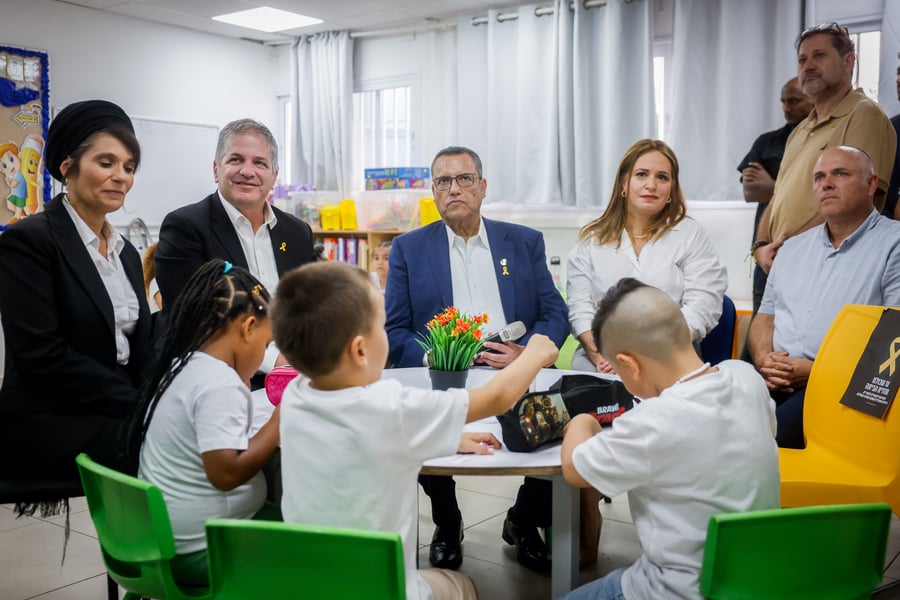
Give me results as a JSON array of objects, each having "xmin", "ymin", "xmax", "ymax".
[{"xmin": 2, "ymin": 476, "xmax": 900, "ymax": 599}]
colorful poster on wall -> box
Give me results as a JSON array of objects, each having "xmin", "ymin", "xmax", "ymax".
[{"xmin": 0, "ymin": 45, "xmax": 49, "ymax": 231}]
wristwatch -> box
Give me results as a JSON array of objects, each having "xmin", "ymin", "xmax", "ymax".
[{"xmin": 749, "ymin": 240, "xmax": 769, "ymax": 262}]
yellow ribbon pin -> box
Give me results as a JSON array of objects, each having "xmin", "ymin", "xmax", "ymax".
[
  {"xmin": 879, "ymin": 338, "xmax": 900, "ymax": 377},
  {"xmin": 279, "ymin": 242, "xmax": 287, "ymax": 252},
  {"xmin": 500, "ymin": 258, "xmax": 509, "ymax": 276}
]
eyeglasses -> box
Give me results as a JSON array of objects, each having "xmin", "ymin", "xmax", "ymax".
[
  {"xmin": 434, "ymin": 173, "xmax": 479, "ymax": 191},
  {"xmin": 800, "ymin": 21, "xmax": 849, "ymax": 41}
]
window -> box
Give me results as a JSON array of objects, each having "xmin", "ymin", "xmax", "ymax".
[
  {"xmin": 351, "ymin": 85, "xmax": 413, "ymax": 192},
  {"xmin": 276, "ymin": 84, "xmax": 416, "ymax": 191},
  {"xmin": 653, "ymin": 37, "xmax": 673, "ymax": 141},
  {"xmin": 653, "ymin": 55, "xmax": 667, "ymax": 140},
  {"xmin": 850, "ymin": 30, "xmax": 881, "ymax": 100}
]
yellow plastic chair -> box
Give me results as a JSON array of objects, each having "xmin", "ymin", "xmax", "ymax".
[
  {"xmin": 700, "ymin": 503, "xmax": 892, "ymax": 599},
  {"xmin": 779, "ymin": 305, "xmax": 900, "ymax": 514},
  {"xmin": 205, "ymin": 518, "xmax": 405, "ymax": 599},
  {"xmin": 75, "ymin": 453, "xmax": 211, "ymax": 600}
]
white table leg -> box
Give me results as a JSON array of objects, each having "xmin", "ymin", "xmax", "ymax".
[{"xmin": 551, "ymin": 473, "xmax": 580, "ymax": 598}]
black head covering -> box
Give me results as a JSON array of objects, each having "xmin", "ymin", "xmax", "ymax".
[{"xmin": 45, "ymin": 99, "xmax": 134, "ymax": 182}]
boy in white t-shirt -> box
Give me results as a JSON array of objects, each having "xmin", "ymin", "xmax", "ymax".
[
  {"xmin": 561, "ymin": 278, "xmax": 780, "ymax": 600},
  {"xmin": 271, "ymin": 262, "xmax": 558, "ymax": 600}
]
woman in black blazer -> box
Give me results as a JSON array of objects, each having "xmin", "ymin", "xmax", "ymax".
[{"xmin": 0, "ymin": 100, "xmax": 152, "ymax": 479}]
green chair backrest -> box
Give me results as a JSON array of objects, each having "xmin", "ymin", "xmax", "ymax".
[
  {"xmin": 556, "ymin": 334, "xmax": 578, "ymax": 370},
  {"xmin": 75, "ymin": 453, "xmax": 211, "ymax": 600},
  {"xmin": 700, "ymin": 503, "xmax": 891, "ymax": 600},
  {"xmin": 205, "ymin": 518, "xmax": 406, "ymax": 599}
]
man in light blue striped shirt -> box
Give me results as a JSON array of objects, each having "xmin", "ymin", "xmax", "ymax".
[{"xmin": 748, "ymin": 145, "xmax": 900, "ymax": 448}]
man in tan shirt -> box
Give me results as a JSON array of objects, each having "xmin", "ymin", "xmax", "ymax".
[{"xmin": 753, "ymin": 22, "xmax": 896, "ymax": 273}]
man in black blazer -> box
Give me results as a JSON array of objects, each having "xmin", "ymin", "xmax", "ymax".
[{"xmin": 155, "ymin": 119, "xmax": 316, "ymax": 365}]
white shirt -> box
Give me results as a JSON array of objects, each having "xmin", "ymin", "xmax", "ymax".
[
  {"xmin": 566, "ymin": 218, "xmax": 726, "ymax": 342},
  {"xmin": 572, "ymin": 361, "xmax": 780, "ymax": 599},
  {"xmin": 139, "ymin": 352, "xmax": 266, "ymax": 554},
  {"xmin": 447, "ymin": 218, "xmax": 507, "ymax": 332},
  {"xmin": 218, "ymin": 193, "xmax": 281, "ymax": 371},
  {"xmin": 62, "ymin": 197, "xmax": 139, "ymax": 364},
  {"xmin": 217, "ymin": 192, "xmax": 280, "ymax": 293},
  {"xmin": 280, "ymin": 378, "xmax": 469, "ymax": 600}
]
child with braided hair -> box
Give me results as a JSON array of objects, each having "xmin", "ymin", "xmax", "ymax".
[{"xmin": 133, "ymin": 258, "xmax": 279, "ymax": 586}]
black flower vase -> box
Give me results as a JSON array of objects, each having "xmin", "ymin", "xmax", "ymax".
[{"xmin": 428, "ymin": 368, "xmax": 469, "ymax": 390}]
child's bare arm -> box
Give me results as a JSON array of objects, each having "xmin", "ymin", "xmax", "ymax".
[
  {"xmin": 202, "ymin": 405, "xmax": 281, "ymax": 491},
  {"xmin": 458, "ymin": 432, "xmax": 501, "ymax": 454},
  {"xmin": 561, "ymin": 413, "xmax": 601, "ymax": 488},
  {"xmin": 465, "ymin": 334, "xmax": 558, "ymax": 423}
]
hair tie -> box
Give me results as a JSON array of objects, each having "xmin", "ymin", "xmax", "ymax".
[{"xmin": 223, "ymin": 261, "xmax": 233, "ymax": 274}]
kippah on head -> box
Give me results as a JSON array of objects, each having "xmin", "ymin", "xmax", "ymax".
[
  {"xmin": 45, "ymin": 99, "xmax": 133, "ymax": 182},
  {"xmin": 592, "ymin": 278, "xmax": 692, "ymax": 364}
]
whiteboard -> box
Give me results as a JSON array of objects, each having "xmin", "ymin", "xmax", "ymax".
[{"xmin": 107, "ymin": 116, "xmax": 219, "ymax": 227}]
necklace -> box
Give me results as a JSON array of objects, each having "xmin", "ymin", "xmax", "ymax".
[
  {"xmin": 627, "ymin": 230, "xmax": 649, "ymax": 240},
  {"xmin": 675, "ymin": 362, "xmax": 711, "ymax": 385}
]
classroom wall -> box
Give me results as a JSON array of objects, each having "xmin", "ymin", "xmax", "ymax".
[
  {"xmin": 5, "ymin": 0, "xmax": 281, "ymax": 132},
  {"xmin": 9, "ymin": 1, "xmax": 757, "ymax": 305}
]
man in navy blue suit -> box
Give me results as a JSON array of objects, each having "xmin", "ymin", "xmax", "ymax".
[{"xmin": 386, "ymin": 146, "xmax": 568, "ymax": 572}]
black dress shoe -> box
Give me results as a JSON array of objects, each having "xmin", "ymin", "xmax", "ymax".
[
  {"xmin": 502, "ymin": 510, "xmax": 551, "ymax": 572},
  {"xmin": 429, "ymin": 524, "xmax": 464, "ymax": 569}
]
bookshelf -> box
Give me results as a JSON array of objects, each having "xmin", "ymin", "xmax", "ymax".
[{"xmin": 313, "ymin": 229, "xmax": 406, "ymax": 270}]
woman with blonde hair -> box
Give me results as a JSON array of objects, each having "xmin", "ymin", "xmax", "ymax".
[{"xmin": 566, "ymin": 139, "xmax": 726, "ymax": 373}]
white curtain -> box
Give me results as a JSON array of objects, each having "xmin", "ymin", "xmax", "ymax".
[
  {"xmin": 563, "ymin": 0, "xmax": 656, "ymax": 208},
  {"xmin": 291, "ymin": 31, "xmax": 354, "ymax": 196},
  {"xmin": 668, "ymin": 0, "xmax": 802, "ymax": 201},
  {"xmin": 456, "ymin": 0, "xmax": 655, "ymax": 207},
  {"xmin": 879, "ymin": 0, "xmax": 900, "ymax": 116}
]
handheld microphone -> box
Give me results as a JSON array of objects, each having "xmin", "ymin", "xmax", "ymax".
[{"xmin": 483, "ymin": 321, "xmax": 527, "ymax": 345}]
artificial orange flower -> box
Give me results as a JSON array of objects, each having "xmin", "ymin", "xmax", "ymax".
[{"xmin": 418, "ymin": 306, "xmax": 487, "ymax": 371}]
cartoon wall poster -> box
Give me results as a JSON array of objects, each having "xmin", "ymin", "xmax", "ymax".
[{"xmin": 0, "ymin": 45, "xmax": 49, "ymax": 231}]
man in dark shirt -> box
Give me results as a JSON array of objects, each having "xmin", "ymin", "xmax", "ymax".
[{"xmin": 738, "ymin": 77, "xmax": 811, "ymax": 312}]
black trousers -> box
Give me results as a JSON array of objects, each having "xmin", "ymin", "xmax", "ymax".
[
  {"xmin": 419, "ymin": 474, "xmax": 552, "ymax": 530},
  {"xmin": 772, "ymin": 388, "xmax": 807, "ymax": 449}
]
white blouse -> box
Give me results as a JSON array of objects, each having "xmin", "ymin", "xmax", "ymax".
[
  {"xmin": 566, "ymin": 218, "xmax": 727, "ymax": 342},
  {"xmin": 62, "ymin": 198, "xmax": 140, "ymax": 364}
]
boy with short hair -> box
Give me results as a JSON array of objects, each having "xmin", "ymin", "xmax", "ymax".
[
  {"xmin": 561, "ymin": 278, "xmax": 779, "ymax": 600},
  {"xmin": 272, "ymin": 262, "xmax": 558, "ymax": 600}
]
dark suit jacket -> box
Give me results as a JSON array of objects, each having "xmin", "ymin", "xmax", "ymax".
[
  {"xmin": 0, "ymin": 195, "xmax": 152, "ymax": 475},
  {"xmin": 155, "ymin": 192, "xmax": 317, "ymax": 326},
  {"xmin": 385, "ymin": 218, "xmax": 569, "ymax": 367}
]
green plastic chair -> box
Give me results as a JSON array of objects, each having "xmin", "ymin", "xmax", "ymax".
[
  {"xmin": 700, "ymin": 503, "xmax": 891, "ymax": 600},
  {"xmin": 205, "ymin": 518, "xmax": 406, "ymax": 599},
  {"xmin": 75, "ymin": 453, "xmax": 211, "ymax": 600}
]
